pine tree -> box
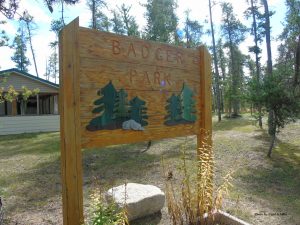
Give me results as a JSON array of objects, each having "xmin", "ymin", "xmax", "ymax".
[
  {"xmin": 20, "ymin": 11, "xmax": 39, "ymax": 77},
  {"xmin": 87, "ymin": 0, "xmax": 111, "ymax": 31},
  {"xmin": 244, "ymin": 0, "xmax": 265, "ymax": 128},
  {"xmin": 10, "ymin": 28, "xmax": 30, "ymax": 72},
  {"xmin": 1, "ymin": 0, "xmax": 79, "ymax": 19},
  {"xmin": 165, "ymin": 93, "xmax": 182, "ymax": 125},
  {"xmin": 47, "ymin": 51, "xmax": 58, "ymax": 83},
  {"xmin": 129, "ymin": 96, "xmax": 148, "ymax": 126},
  {"xmin": 49, "ymin": 19, "xmax": 64, "ymax": 83},
  {"xmin": 111, "ymin": 10, "xmax": 125, "ymax": 35},
  {"xmin": 208, "ymin": 0, "xmax": 222, "ymax": 121},
  {"xmin": 278, "ymin": 0, "xmax": 300, "ymax": 87},
  {"xmin": 87, "ymin": 81, "xmax": 118, "ymax": 130},
  {"xmin": 221, "ymin": 2, "xmax": 247, "ymax": 117},
  {"xmin": 143, "ymin": 0, "xmax": 178, "ymax": 43},
  {"xmin": 180, "ymin": 83, "xmax": 196, "ymax": 122},
  {"xmin": 183, "ymin": 10, "xmax": 203, "ymax": 48},
  {"xmin": 118, "ymin": 4, "xmax": 140, "ymax": 37},
  {"xmin": 0, "ymin": 21, "xmax": 9, "ymax": 47},
  {"xmin": 113, "ymin": 88, "xmax": 130, "ymax": 123}
]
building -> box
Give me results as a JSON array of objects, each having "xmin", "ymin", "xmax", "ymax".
[{"xmin": 0, "ymin": 68, "xmax": 59, "ymax": 135}]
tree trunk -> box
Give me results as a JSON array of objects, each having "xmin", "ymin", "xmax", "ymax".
[
  {"xmin": 267, "ymin": 109, "xmax": 276, "ymax": 157},
  {"xmin": 294, "ymin": 34, "xmax": 300, "ymax": 87},
  {"xmin": 92, "ymin": 0, "xmax": 96, "ymax": 29},
  {"xmin": 209, "ymin": 0, "xmax": 221, "ymax": 122},
  {"xmin": 26, "ymin": 21, "xmax": 39, "ymax": 77},
  {"xmin": 250, "ymin": 0, "xmax": 262, "ymax": 128},
  {"xmin": 262, "ymin": 0, "xmax": 274, "ymax": 137},
  {"xmin": 61, "ymin": 0, "xmax": 65, "ymax": 25},
  {"xmin": 262, "ymin": 0, "xmax": 273, "ymax": 76},
  {"xmin": 267, "ymin": 132, "xmax": 276, "ymax": 157}
]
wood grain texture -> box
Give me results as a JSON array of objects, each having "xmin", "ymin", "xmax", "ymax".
[
  {"xmin": 197, "ymin": 46, "xmax": 213, "ymax": 207},
  {"xmin": 59, "ymin": 18, "xmax": 84, "ymax": 225},
  {"xmin": 197, "ymin": 46, "xmax": 212, "ymax": 145},
  {"xmin": 60, "ymin": 19, "xmax": 212, "ymax": 225},
  {"xmin": 78, "ymin": 28, "xmax": 202, "ymax": 148}
]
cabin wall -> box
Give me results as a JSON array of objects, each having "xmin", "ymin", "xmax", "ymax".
[
  {"xmin": 1, "ymin": 73, "xmax": 58, "ymax": 93},
  {"xmin": 0, "ymin": 115, "xmax": 60, "ymax": 135}
]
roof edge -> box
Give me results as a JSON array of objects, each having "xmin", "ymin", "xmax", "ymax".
[{"xmin": 0, "ymin": 68, "xmax": 59, "ymax": 89}]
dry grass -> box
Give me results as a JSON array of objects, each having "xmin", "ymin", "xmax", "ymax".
[
  {"xmin": 163, "ymin": 135, "xmax": 233, "ymax": 225},
  {"xmin": 0, "ymin": 114, "xmax": 299, "ymax": 225}
]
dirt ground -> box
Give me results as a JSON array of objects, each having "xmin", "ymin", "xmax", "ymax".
[{"xmin": 0, "ymin": 116, "xmax": 299, "ymax": 225}]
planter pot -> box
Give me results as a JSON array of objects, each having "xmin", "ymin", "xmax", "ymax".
[{"xmin": 204, "ymin": 210, "xmax": 251, "ymax": 225}]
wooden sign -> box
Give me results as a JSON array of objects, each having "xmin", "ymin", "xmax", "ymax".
[{"xmin": 59, "ymin": 18, "xmax": 212, "ymax": 225}]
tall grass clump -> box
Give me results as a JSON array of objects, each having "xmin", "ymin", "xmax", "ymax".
[
  {"xmin": 86, "ymin": 186, "xmax": 128, "ymax": 225},
  {"xmin": 163, "ymin": 134, "xmax": 233, "ymax": 225}
]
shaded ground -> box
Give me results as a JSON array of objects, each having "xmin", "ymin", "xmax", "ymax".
[{"xmin": 0, "ymin": 115, "xmax": 299, "ymax": 225}]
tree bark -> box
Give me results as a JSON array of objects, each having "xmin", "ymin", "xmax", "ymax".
[
  {"xmin": 25, "ymin": 21, "xmax": 39, "ymax": 77},
  {"xmin": 294, "ymin": 34, "xmax": 300, "ymax": 87},
  {"xmin": 267, "ymin": 132, "xmax": 276, "ymax": 157},
  {"xmin": 209, "ymin": 0, "xmax": 221, "ymax": 122},
  {"xmin": 250, "ymin": 0, "xmax": 262, "ymax": 128},
  {"xmin": 262, "ymin": 0, "xmax": 275, "ymax": 138},
  {"xmin": 92, "ymin": 0, "xmax": 96, "ymax": 29},
  {"xmin": 262, "ymin": 0, "xmax": 273, "ymax": 76}
]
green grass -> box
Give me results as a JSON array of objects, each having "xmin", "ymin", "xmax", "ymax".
[
  {"xmin": 212, "ymin": 115, "xmax": 300, "ymax": 224},
  {"xmin": 0, "ymin": 114, "xmax": 299, "ymax": 224}
]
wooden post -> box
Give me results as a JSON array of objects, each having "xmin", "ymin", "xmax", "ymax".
[
  {"xmin": 59, "ymin": 18, "xmax": 84, "ymax": 225},
  {"xmin": 197, "ymin": 45, "xmax": 213, "ymax": 202},
  {"xmin": 198, "ymin": 47, "xmax": 212, "ymax": 142},
  {"xmin": 11, "ymin": 100, "xmax": 17, "ymax": 116},
  {"xmin": 36, "ymin": 94, "xmax": 40, "ymax": 115}
]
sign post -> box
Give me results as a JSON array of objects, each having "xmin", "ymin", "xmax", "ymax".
[{"xmin": 59, "ymin": 17, "xmax": 211, "ymax": 225}]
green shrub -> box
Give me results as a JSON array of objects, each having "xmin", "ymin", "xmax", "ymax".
[{"xmin": 86, "ymin": 189, "xmax": 128, "ymax": 225}]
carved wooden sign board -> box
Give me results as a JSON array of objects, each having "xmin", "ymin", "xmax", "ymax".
[{"xmin": 59, "ymin": 18, "xmax": 211, "ymax": 225}]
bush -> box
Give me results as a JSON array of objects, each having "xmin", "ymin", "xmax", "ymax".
[{"xmin": 86, "ymin": 188, "xmax": 128, "ymax": 225}]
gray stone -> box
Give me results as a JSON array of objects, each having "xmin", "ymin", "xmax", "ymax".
[
  {"xmin": 106, "ymin": 183, "xmax": 165, "ymax": 221},
  {"xmin": 122, "ymin": 119, "xmax": 145, "ymax": 131}
]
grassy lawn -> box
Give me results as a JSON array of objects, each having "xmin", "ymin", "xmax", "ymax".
[{"xmin": 0, "ymin": 114, "xmax": 299, "ymax": 224}]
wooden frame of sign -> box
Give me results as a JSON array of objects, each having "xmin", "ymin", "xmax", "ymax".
[{"xmin": 59, "ymin": 17, "xmax": 212, "ymax": 225}]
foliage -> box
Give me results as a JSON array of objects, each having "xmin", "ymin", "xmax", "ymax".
[
  {"xmin": 111, "ymin": 10, "xmax": 125, "ymax": 35},
  {"xmin": 10, "ymin": 27, "xmax": 31, "ymax": 72},
  {"xmin": 0, "ymin": 82, "xmax": 39, "ymax": 105},
  {"xmin": 0, "ymin": 0, "xmax": 78, "ymax": 18},
  {"xmin": 182, "ymin": 10, "xmax": 203, "ymax": 48},
  {"xmin": 86, "ymin": 189, "xmax": 128, "ymax": 225},
  {"xmin": 221, "ymin": 2, "xmax": 248, "ymax": 117},
  {"xmin": 46, "ymin": 19, "xmax": 64, "ymax": 83},
  {"xmin": 262, "ymin": 66, "xmax": 300, "ymax": 133},
  {"xmin": 0, "ymin": 85, "xmax": 18, "ymax": 103},
  {"xmin": 87, "ymin": 0, "xmax": 110, "ymax": 31},
  {"xmin": 143, "ymin": 0, "xmax": 178, "ymax": 43},
  {"xmin": 278, "ymin": 0, "xmax": 300, "ymax": 86},
  {"xmin": 163, "ymin": 135, "xmax": 233, "ymax": 225},
  {"xmin": 244, "ymin": 0, "xmax": 265, "ymax": 54},
  {"xmin": 0, "ymin": 0, "xmax": 18, "ymax": 18},
  {"xmin": 244, "ymin": 0, "xmax": 266, "ymax": 127},
  {"xmin": 21, "ymin": 86, "xmax": 39, "ymax": 101},
  {"xmin": 117, "ymin": 4, "xmax": 140, "ymax": 37},
  {"xmin": 0, "ymin": 20, "xmax": 8, "ymax": 47},
  {"xmin": 20, "ymin": 11, "xmax": 39, "ymax": 77}
]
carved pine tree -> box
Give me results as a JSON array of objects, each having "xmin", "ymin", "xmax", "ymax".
[
  {"xmin": 87, "ymin": 81, "xmax": 117, "ymax": 130},
  {"xmin": 129, "ymin": 96, "xmax": 148, "ymax": 126},
  {"xmin": 180, "ymin": 83, "xmax": 196, "ymax": 122},
  {"xmin": 164, "ymin": 93, "xmax": 182, "ymax": 125},
  {"xmin": 113, "ymin": 88, "xmax": 130, "ymax": 123}
]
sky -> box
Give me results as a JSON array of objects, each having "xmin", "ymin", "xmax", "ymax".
[{"xmin": 0, "ymin": 0, "xmax": 286, "ymax": 82}]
